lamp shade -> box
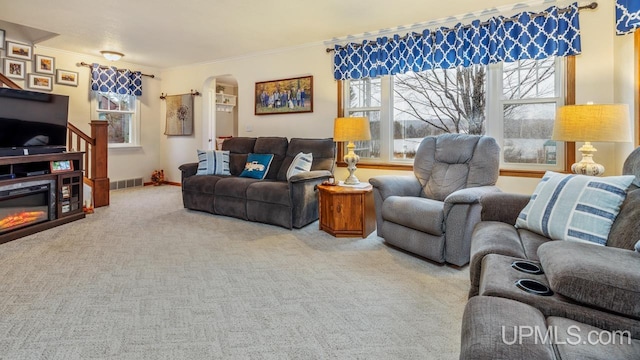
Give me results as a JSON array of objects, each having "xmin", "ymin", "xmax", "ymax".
[
  {"xmin": 552, "ymin": 104, "xmax": 631, "ymax": 143},
  {"xmin": 333, "ymin": 117, "xmax": 371, "ymax": 142}
]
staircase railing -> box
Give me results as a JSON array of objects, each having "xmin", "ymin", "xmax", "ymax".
[
  {"xmin": 67, "ymin": 122, "xmax": 110, "ymax": 207},
  {"xmin": 0, "ymin": 73, "xmax": 21, "ymax": 89}
]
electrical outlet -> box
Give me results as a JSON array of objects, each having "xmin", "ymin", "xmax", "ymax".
[{"xmin": 246, "ymin": 125, "xmax": 253, "ymax": 132}]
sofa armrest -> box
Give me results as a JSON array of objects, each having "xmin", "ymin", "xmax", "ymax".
[
  {"xmin": 179, "ymin": 163, "xmax": 198, "ymax": 181},
  {"xmin": 288, "ymin": 170, "xmax": 332, "ymax": 183},
  {"xmin": 539, "ymin": 241, "xmax": 640, "ymax": 319},
  {"xmin": 441, "ymin": 186, "xmax": 501, "ymax": 267},
  {"xmin": 443, "ymin": 186, "xmax": 501, "ymax": 216},
  {"xmin": 289, "ymin": 171, "xmax": 332, "ymax": 228},
  {"xmin": 480, "ymin": 192, "xmax": 531, "ymax": 225},
  {"xmin": 369, "ymin": 175, "xmax": 422, "ymax": 200}
]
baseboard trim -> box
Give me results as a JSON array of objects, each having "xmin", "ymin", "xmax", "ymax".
[{"xmin": 144, "ymin": 181, "xmax": 181, "ymax": 187}]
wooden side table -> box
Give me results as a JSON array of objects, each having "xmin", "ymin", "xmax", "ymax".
[{"xmin": 317, "ymin": 183, "xmax": 376, "ymax": 238}]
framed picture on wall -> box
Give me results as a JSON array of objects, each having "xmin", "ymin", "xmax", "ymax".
[
  {"xmin": 34, "ymin": 54, "xmax": 55, "ymax": 75},
  {"xmin": 0, "ymin": 29, "xmax": 5, "ymax": 49},
  {"xmin": 255, "ymin": 75, "xmax": 313, "ymax": 115},
  {"xmin": 6, "ymin": 41, "xmax": 32, "ymax": 60},
  {"xmin": 56, "ymin": 69, "xmax": 78, "ymax": 86},
  {"xmin": 3, "ymin": 59, "xmax": 26, "ymax": 79},
  {"xmin": 27, "ymin": 73, "xmax": 53, "ymax": 91}
]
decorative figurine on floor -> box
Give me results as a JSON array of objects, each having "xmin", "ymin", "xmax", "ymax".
[{"xmin": 151, "ymin": 169, "xmax": 165, "ymax": 186}]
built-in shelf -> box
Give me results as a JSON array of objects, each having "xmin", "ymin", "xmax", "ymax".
[{"xmin": 216, "ymin": 92, "xmax": 236, "ymax": 112}]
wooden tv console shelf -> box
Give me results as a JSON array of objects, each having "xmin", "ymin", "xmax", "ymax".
[{"xmin": 0, "ymin": 152, "xmax": 85, "ymax": 244}]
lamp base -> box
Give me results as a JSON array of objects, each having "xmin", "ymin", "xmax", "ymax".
[
  {"xmin": 343, "ymin": 141, "xmax": 360, "ymax": 185},
  {"xmin": 571, "ymin": 142, "xmax": 605, "ymax": 176}
]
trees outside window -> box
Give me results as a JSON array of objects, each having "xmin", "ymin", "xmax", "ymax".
[
  {"xmin": 344, "ymin": 57, "xmax": 563, "ymax": 170},
  {"xmin": 93, "ymin": 92, "xmax": 141, "ymax": 147}
]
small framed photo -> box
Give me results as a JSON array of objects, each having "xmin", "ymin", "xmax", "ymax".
[
  {"xmin": 3, "ymin": 59, "xmax": 26, "ymax": 79},
  {"xmin": 0, "ymin": 29, "xmax": 5, "ymax": 49},
  {"xmin": 50, "ymin": 160, "xmax": 74, "ymax": 173},
  {"xmin": 27, "ymin": 73, "xmax": 53, "ymax": 91},
  {"xmin": 34, "ymin": 54, "xmax": 55, "ymax": 74},
  {"xmin": 6, "ymin": 41, "xmax": 32, "ymax": 60},
  {"xmin": 56, "ymin": 69, "xmax": 78, "ymax": 86}
]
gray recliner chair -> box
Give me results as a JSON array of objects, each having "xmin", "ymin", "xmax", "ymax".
[{"xmin": 370, "ymin": 134, "xmax": 500, "ymax": 266}]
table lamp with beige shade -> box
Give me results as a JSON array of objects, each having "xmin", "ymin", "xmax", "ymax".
[
  {"xmin": 552, "ymin": 103, "xmax": 631, "ymax": 176},
  {"xmin": 333, "ymin": 117, "xmax": 371, "ymax": 185}
]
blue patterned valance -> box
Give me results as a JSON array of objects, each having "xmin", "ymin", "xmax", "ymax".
[
  {"xmin": 616, "ymin": 0, "xmax": 640, "ymax": 35},
  {"xmin": 90, "ymin": 63, "xmax": 143, "ymax": 96},
  {"xmin": 333, "ymin": 3, "xmax": 581, "ymax": 80}
]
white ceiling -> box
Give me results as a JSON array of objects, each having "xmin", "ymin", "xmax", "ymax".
[{"xmin": 0, "ymin": 0, "xmax": 550, "ymax": 69}]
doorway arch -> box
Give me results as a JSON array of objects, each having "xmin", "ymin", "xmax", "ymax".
[{"xmin": 202, "ymin": 75, "xmax": 238, "ymax": 150}]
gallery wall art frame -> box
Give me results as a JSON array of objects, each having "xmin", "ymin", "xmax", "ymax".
[
  {"xmin": 0, "ymin": 29, "xmax": 5, "ymax": 49},
  {"xmin": 6, "ymin": 41, "xmax": 32, "ymax": 60},
  {"xmin": 3, "ymin": 58, "xmax": 26, "ymax": 79},
  {"xmin": 164, "ymin": 93, "xmax": 194, "ymax": 136},
  {"xmin": 27, "ymin": 73, "xmax": 53, "ymax": 91},
  {"xmin": 56, "ymin": 69, "xmax": 78, "ymax": 86},
  {"xmin": 255, "ymin": 75, "xmax": 313, "ymax": 115},
  {"xmin": 34, "ymin": 54, "xmax": 55, "ymax": 75}
]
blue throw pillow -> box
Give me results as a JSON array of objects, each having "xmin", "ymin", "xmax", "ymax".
[
  {"xmin": 239, "ymin": 153, "xmax": 274, "ymax": 180},
  {"xmin": 515, "ymin": 171, "xmax": 635, "ymax": 246},
  {"xmin": 196, "ymin": 149, "xmax": 230, "ymax": 175}
]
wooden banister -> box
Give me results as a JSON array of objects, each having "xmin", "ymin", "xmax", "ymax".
[
  {"xmin": 66, "ymin": 121, "xmax": 109, "ymax": 207},
  {"xmin": 90, "ymin": 121, "xmax": 109, "ymax": 207},
  {"xmin": 0, "ymin": 73, "xmax": 22, "ymax": 89}
]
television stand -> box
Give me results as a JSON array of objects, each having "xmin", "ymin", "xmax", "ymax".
[
  {"xmin": 0, "ymin": 147, "xmax": 66, "ymax": 157},
  {"xmin": 0, "ymin": 152, "xmax": 85, "ymax": 244}
]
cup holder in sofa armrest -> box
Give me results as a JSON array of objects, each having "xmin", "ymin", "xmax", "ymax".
[
  {"xmin": 515, "ymin": 279, "xmax": 554, "ymax": 296},
  {"xmin": 511, "ymin": 260, "xmax": 544, "ymax": 275}
]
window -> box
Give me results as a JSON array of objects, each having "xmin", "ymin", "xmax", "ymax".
[
  {"xmin": 343, "ymin": 57, "xmax": 565, "ymax": 171},
  {"xmin": 92, "ymin": 92, "xmax": 141, "ymax": 147}
]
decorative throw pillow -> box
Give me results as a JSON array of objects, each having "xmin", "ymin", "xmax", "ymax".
[
  {"xmin": 239, "ymin": 153, "xmax": 274, "ymax": 180},
  {"xmin": 515, "ymin": 171, "xmax": 635, "ymax": 245},
  {"xmin": 286, "ymin": 152, "xmax": 313, "ymax": 180},
  {"xmin": 196, "ymin": 149, "xmax": 230, "ymax": 175}
]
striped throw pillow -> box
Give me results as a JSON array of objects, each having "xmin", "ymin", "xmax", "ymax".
[
  {"xmin": 196, "ymin": 149, "xmax": 230, "ymax": 175},
  {"xmin": 286, "ymin": 152, "xmax": 313, "ymax": 180},
  {"xmin": 515, "ymin": 171, "xmax": 635, "ymax": 245}
]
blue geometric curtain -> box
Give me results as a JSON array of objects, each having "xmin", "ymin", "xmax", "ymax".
[
  {"xmin": 333, "ymin": 3, "xmax": 581, "ymax": 80},
  {"xmin": 616, "ymin": 0, "xmax": 640, "ymax": 35},
  {"xmin": 90, "ymin": 63, "xmax": 143, "ymax": 96}
]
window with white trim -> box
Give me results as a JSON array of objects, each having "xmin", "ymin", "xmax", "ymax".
[
  {"xmin": 343, "ymin": 57, "xmax": 565, "ymax": 171},
  {"xmin": 92, "ymin": 92, "xmax": 141, "ymax": 147}
]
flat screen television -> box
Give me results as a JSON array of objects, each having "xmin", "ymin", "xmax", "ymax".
[{"xmin": 0, "ymin": 88, "xmax": 69, "ymax": 155}]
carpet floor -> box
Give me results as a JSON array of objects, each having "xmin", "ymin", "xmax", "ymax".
[{"xmin": 0, "ymin": 185, "xmax": 469, "ymax": 360}]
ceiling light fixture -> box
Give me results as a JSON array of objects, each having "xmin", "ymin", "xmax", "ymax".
[{"xmin": 100, "ymin": 51, "xmax": 124, "ymax": 61}]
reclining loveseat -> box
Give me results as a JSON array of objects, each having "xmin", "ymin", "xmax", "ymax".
[{"xmin": 179, "ymin": 137, "xmax": 335, "ymax": 229}]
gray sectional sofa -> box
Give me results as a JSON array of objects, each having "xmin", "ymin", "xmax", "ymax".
[
  {"xmin": 179, "ymin": 137, "xmax": 335, "ymax": 229},
  {"xmin": 460, "ymin": 147, "xmax": 640, "ymax": 359}
]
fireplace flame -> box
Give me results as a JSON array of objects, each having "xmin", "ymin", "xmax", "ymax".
[{"xmin": 0, "ymin": 211, "xmax": 47, "ymax": 230}]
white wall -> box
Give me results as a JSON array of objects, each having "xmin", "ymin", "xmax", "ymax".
[
  {"xmin": 22, "ymin": 46, "xmax": 163, "ymax": 184},
  {"xmin": 157, "ymin": 2, "xmax": 637, "ymax": 194},
  {"xmin": 18, "ymin": 2, "xmax": 634, "ymax": 195},
  {"xmin": 159, "ymin": 44, "xmax": 338, "ymax": 182}
]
